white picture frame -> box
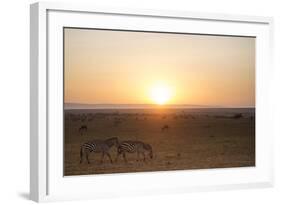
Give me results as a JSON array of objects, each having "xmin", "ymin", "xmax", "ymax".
[{"xmin": 30, "ymin": 2, "xmax": 274, "ymax": 202}]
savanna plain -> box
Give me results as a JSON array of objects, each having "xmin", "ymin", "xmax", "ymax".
[{"xmin": 64, "ymin": 108, "xmax": 255, "ymax": 176}]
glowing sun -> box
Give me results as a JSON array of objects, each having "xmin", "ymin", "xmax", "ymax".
[{"xmin": 150, "ymin": 84, "xmax": 172, "ymax": 105}]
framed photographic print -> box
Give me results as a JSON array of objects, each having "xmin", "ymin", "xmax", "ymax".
[{"xmin": 30, "ymin": 2, "xmax": 274, "ymax": 202}]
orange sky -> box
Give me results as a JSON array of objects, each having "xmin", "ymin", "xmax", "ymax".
[{"xmin": 64, "ymin": 28, "xmax": 255, "ymax": 107}]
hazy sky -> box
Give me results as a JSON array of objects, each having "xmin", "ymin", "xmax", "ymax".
[{"xmin": 64, "ymin": 28, "xmax": 255, "ymax": 107}]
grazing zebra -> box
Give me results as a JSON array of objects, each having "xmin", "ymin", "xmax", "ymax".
[
  {"xmin": 161, "ymin": 125, "xmax": 169, "ymax": 131},
  {"xmin": 116, "ymin": 141, "xmax": 153, "ymax": 163},
  {"xmin": 79, "ymin": 125, "xmax": 87, "ymax": 135},
  {"xmin": 80, "ymin": 137, "xmax": 119, "ymax": 164}
]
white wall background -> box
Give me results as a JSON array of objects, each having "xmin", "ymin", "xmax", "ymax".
[{"xmin": 0, "ymin": 0, "xmax": 280, "ymax": 204}]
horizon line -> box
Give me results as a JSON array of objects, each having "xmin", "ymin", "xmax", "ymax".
[{"xmin": 64, "ymin": 102, "xmax": 255, "ymax": 110}]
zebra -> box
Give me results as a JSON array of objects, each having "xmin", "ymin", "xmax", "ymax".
[
  {"xmin": 80, "ymin": 137, "xmax": 119, "ymax": 164},
  {"xmin": 116, "ymin": 141, "xmax": 153, "ymax": 163}
]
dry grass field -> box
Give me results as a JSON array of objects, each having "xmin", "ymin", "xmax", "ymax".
[{"xmin": 64, "ymin": 108, "xmax": 255, "ymax": 176}]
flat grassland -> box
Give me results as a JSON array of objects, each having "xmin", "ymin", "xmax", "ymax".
[{"xmin": 64, "ymin": 108, "xmax": 255, "ymax": 176}]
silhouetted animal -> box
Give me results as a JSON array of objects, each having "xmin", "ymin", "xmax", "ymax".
[
  {"xmin": 113, "ymin": 118, "xmax": 122, "ymax": 126},
  {"xmin": 161, "ymin": 125, "xmax": 169, "ymax": 131},
  {"xmin": 233, "ymin": 113, "xmax": 243, "ymax": 119},
  {"xmin": 79, "ymin": 125, "xmax": 87, "ymax": 135}
]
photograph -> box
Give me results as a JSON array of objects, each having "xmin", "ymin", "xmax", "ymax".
[{"xmin": 63, "ymin": 28, "xmax": 255, "ymax": 176}]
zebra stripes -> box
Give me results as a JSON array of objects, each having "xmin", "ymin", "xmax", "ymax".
[
  {"xmin": 116, "ymin": 141, "xmax": 153, "ymax": 163},
  {"xmin": 81, "ymin": 142, "xmax": 101, "ymax": 152},
  {"xmin": 118, "ymin": 142, "xmax": 137, "ymax": 153},
  {"xmin": 80, "ymin": 137, "xmax": 119, "ymax": 164},
  {"xmin": 79, "ymin": 137, "xmax": 153, "ymax": 164}
]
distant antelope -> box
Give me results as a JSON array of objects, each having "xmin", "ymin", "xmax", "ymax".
[
  {"xmin": 80, "ymin": 137, "xmax": 119, "ymax": 164},
  {"xmin": 113, "ymin": 118, "xmax": 122, "ymax": 126},
  {"xmin": 116, "ymin": 141, "xmax": 153, "ymax": 163},
  {"xmin": 161, "ymin": 125, "xmax": 169, "ymax": 131},
  {"xmin": 79, "ymin": 125, "xmax": 87, "ymax": 135}
]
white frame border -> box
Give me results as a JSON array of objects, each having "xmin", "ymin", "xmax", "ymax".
[{"xmin": 30, "ymin": 2, "xmax": 274, "ymax": 202}]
